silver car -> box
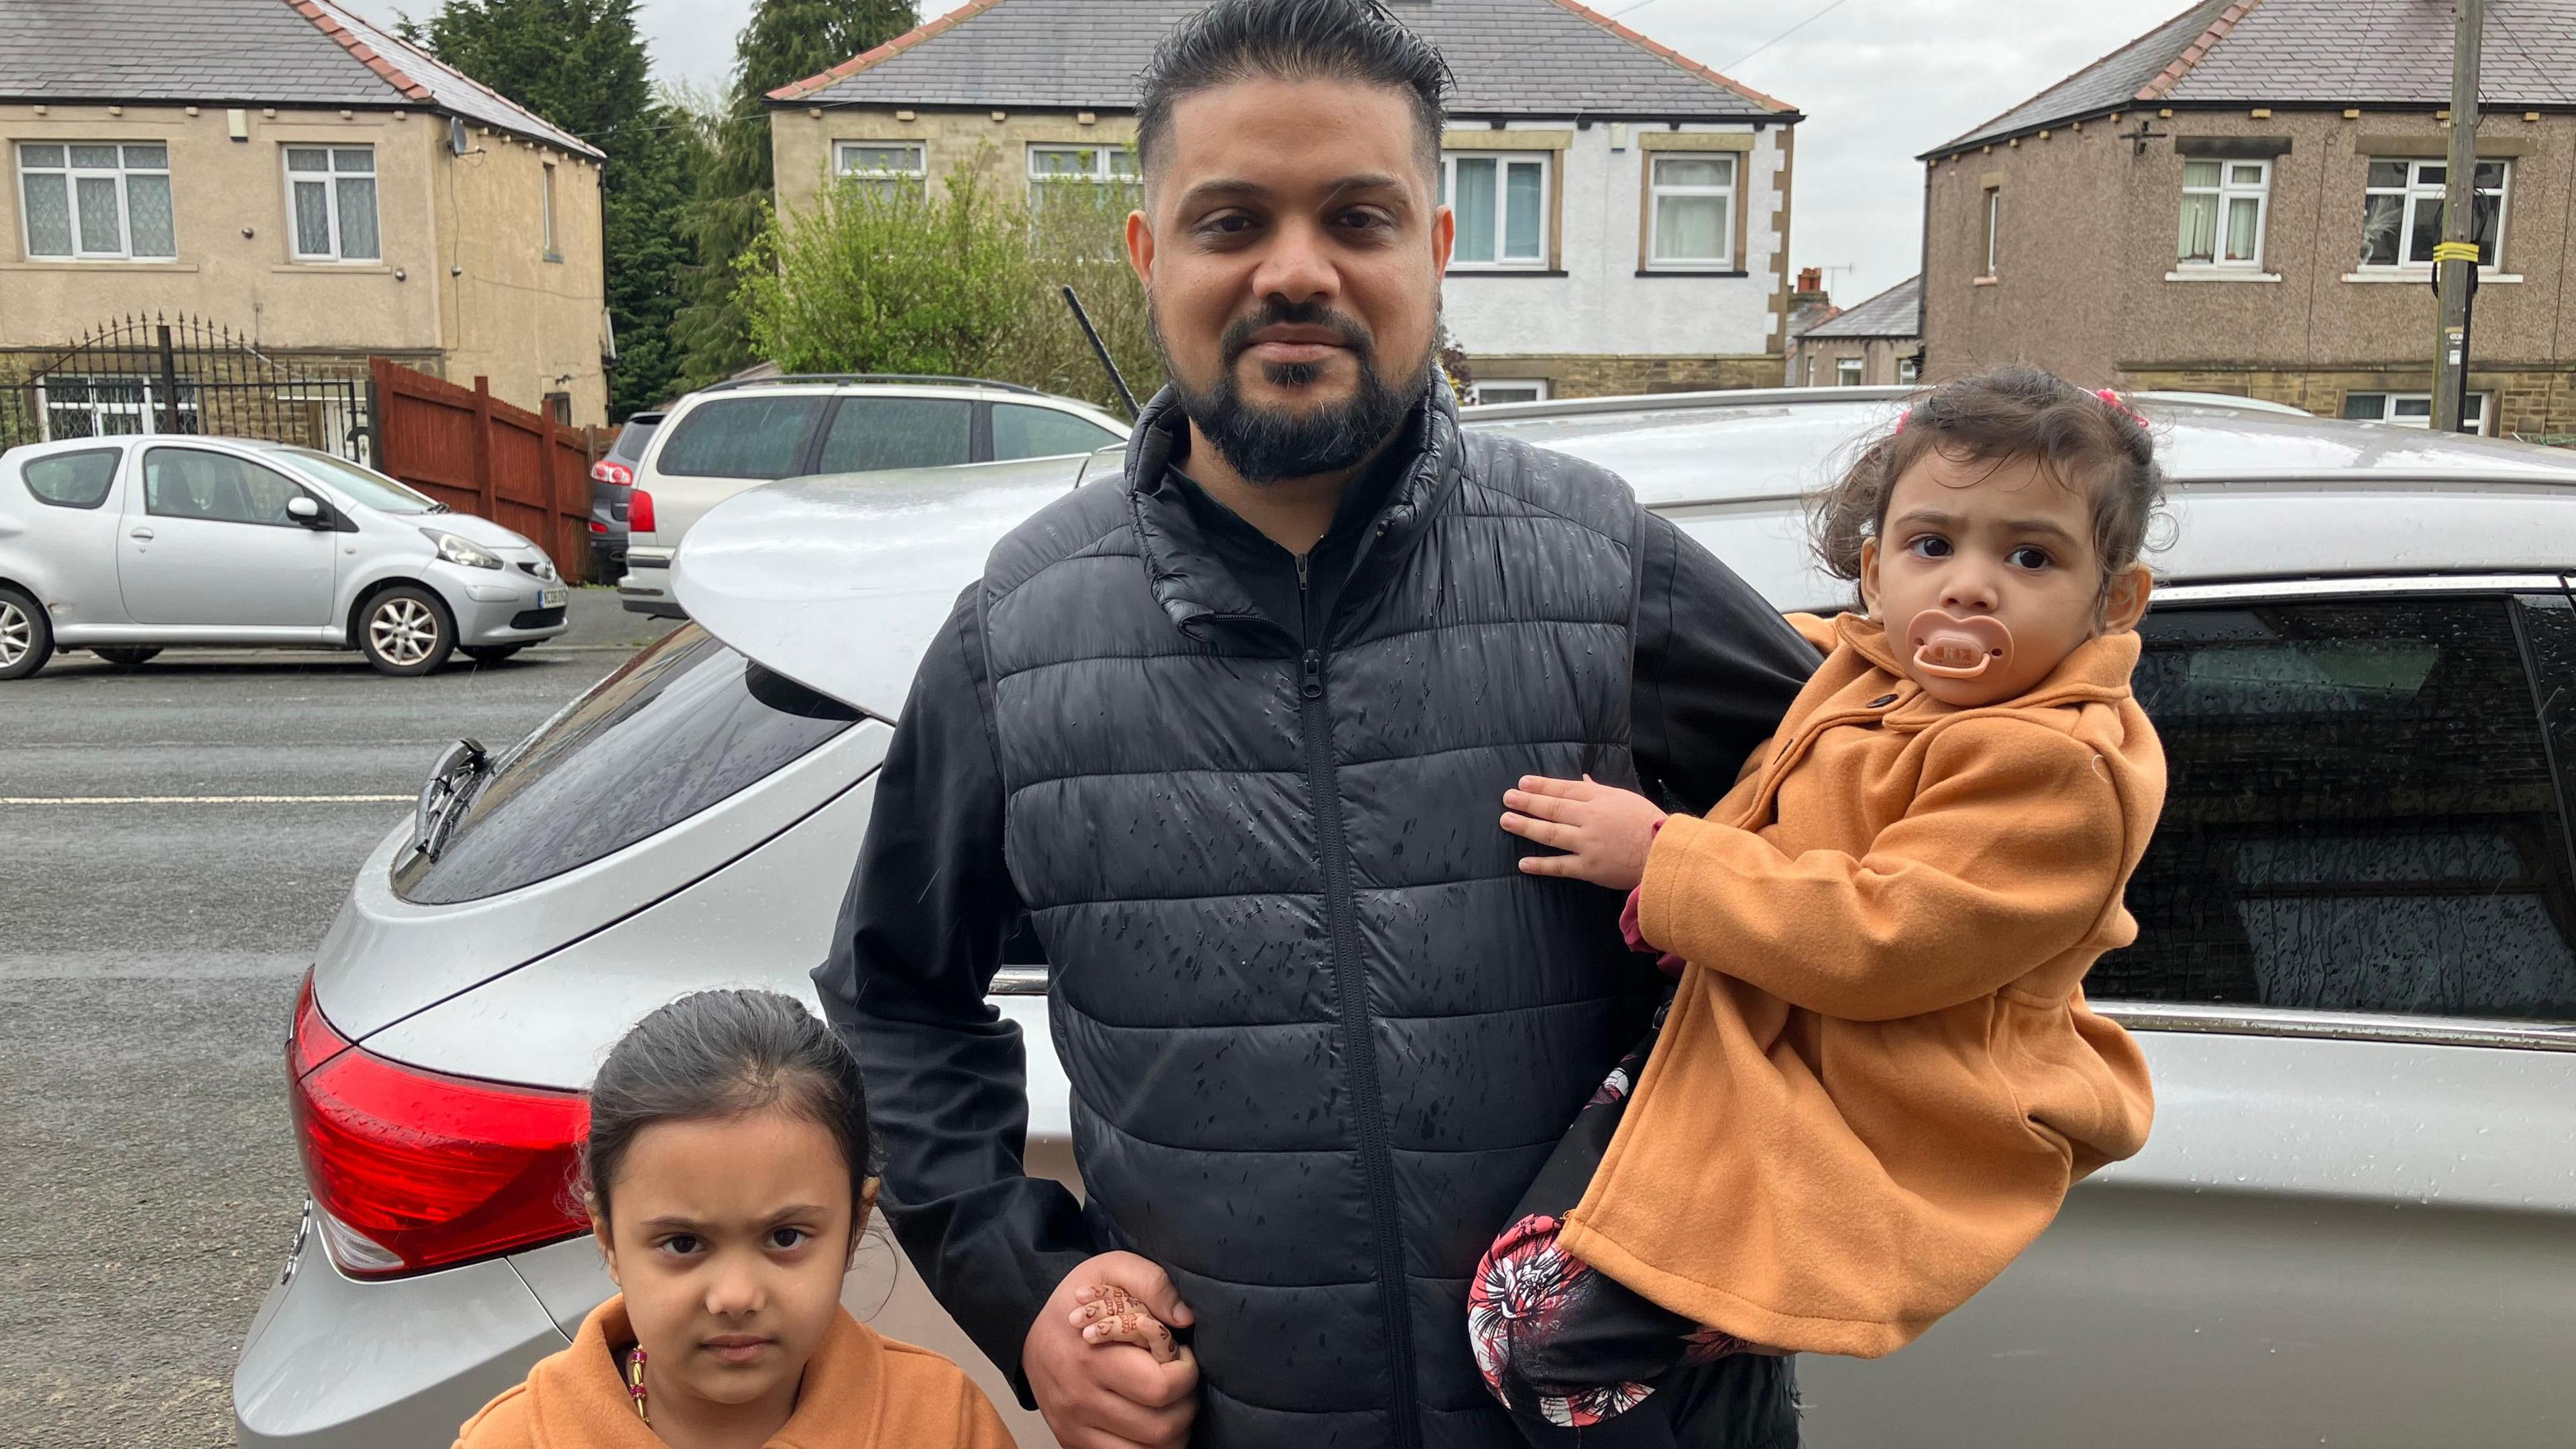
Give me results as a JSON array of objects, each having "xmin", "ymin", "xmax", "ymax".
[
  {"xmin": 0, "ymin": 435, "xmax": 569, "ymax": 679},
  {"xmin": 235, "ymin": 390, "xmax": 2576, "ymax": 1448}
]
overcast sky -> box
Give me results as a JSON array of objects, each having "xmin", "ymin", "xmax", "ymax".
[{"xmin": 359, "ymin": 0, "xmax": 2188, "ymax": 306}]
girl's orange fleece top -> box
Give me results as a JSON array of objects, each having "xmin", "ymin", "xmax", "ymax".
[
  {"xmin": 451, "ymin": 1295, "xmax": 1017, "ymax": 1449},
  {"xmin": 1559, "ymin": 611, "xmax": 2161, "ymax": 1359}
]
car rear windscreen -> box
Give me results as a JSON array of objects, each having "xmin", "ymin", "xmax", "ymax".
[
  {"xmin": 392, "ymin": 626, "xmax": 859, "ymax": 905},
  {"xmin": 608, "ymin": 413, "xmax": 663, "ymax": 465}
]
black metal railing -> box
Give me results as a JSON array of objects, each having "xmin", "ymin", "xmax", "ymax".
[{"xmin": 1, "ymin": 313, "xmax": 371, "ymax": 462}]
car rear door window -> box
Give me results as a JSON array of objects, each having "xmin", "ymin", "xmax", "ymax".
[
  {"xmin": 392, "ymin": 625, "xmax": 860, "ymax": 905},
  {"xmin": 653, "ymin": 396, "xmax": 826, "ymax": 478},
  {"xmin": 991, "ymin": 402, "xmax": 1122, "ymax": 462},
  {"xmin": 142, "ymin": 448, "xmax": 314, "ymax": 525},
  {"xmin": 21, "ymin": 448, "xmax": 119, "ymax": 508},
  {"xmin": 814, "ymin": 397, "xmax": 972, "ymax": 474},
  {"xmin": 2099, "ymin": 594, "xmax": 2576, "ymax": 1020}
]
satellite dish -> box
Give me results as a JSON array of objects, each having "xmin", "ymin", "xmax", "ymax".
[{"xmin": 448, "ymin": 116, "xmax": 471, "ymax": 156}]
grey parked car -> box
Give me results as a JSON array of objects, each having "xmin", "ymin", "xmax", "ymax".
[
  {"xmin": 235, "ymin": 390, "xmax": 2576, "ymax": 1448},
  {"xmin": 0, "ymin": 435, "xmax": 568, "ymax": 678}
]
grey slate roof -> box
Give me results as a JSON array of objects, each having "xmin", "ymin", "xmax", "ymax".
[
  {"xmin": 773, "ymin": 0, "xmax": 1794, "ymax": 119},
  {"xmin": 1802, "ymin": 274, "xmax": 1919, "ymax": 340},
  {"xmin": 1931, "ymin": 0, "xmax": 2576, "ymax": 158},
  {"xmin": 0, "ymin": 0, "xmax": 599, "ymax": 157}
]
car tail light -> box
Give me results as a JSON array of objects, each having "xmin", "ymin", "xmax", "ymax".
[
  {"xmin": 629, "ymin": 489, "xmax": 655, "ymax": 535},
  {"xmin": 590, "ymin": 460, "xmax": 633, "ymax": 486},
  {"xmin": 590, "ymin": 519, "xmax": 609, "ymax": 534},
  {"xmin": 286, "ymin": 973, "xmax": 589, "ymax": 1279}
]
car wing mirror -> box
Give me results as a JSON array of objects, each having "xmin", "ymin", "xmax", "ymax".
[{"xmin": 286, "ymin": 495, "xmax": 329, "ymax": 527}]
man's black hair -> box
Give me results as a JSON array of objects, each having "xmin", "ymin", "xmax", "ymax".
[{"xmin": 1135, "ymin": 0, "xmax": 1453, "ymax": 181}]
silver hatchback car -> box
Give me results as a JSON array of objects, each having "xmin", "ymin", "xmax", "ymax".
[
  {"xmin": 0, "ymin": 435, "xmax": 568, "ymax": 678},
  {"xmin": 235, "ymin": 392, "xmax": 2576, "ymax": 1448}
]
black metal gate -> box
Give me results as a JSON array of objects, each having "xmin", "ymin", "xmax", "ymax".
[{"xmin": 0, "ymin": 314, "xmax": 371, "ymax": 462}]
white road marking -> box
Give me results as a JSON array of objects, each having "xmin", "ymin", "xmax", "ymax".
[{"xmin": 0, "ymin": 794, "xmax": 411, "ymax": 805}]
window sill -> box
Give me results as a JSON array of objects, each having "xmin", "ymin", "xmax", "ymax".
[
  {"xmin": 1635, "ymin": 267, "xmax": 1747, "ymax": 277},
  {"xmin": 274, "ymin": 263, "xmax": 395, "ymax": 274},
  {"xmin": 1, "ymin": 258, "xmax": 195, "ymax": 272},
  {"xmin": 2165, "ymin": 268, "xmax": 2282, "ymax": 282},
  {"xmin": 1972, "ymin": 276, "xmax": 1999, "ymax": 286},
  {"xmin": 2343, "ymin": 268, "xmax": 2522, "ymax": 284},
  {"xmin": 1445, "ymin": 268, "xmax": 1568, "ymax": 278}
]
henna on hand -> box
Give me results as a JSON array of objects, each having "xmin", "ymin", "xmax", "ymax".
[{"xmin": 1072, "ymin": 1284, "xmax": 1181, "ymax": 1364}]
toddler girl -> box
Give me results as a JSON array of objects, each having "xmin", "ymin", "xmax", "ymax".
[
  {"xmin": 1469, "ymin": 366, "xmax": 2167, "ymax": 1442},
  {"xmin": 453, "ymin": 988, "xmax": 1017, "ymax": 1449}
]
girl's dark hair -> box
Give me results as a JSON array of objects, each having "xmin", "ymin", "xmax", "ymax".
[
  {"xmin": 1136, "ymin": 0, "xmax": 1452, "ymax": 182},
  {"xmin": 583, "ymin": 989, "xmax": 879, "ymax": 1226},
  {"xmin": 1811, "ymin": 364, "xmax": 2166, "ymax": 608}
]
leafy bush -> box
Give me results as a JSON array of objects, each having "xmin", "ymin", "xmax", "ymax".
[{"xmin": 736, "ymin": 150, "xmax": 1162, "ymax": 415}]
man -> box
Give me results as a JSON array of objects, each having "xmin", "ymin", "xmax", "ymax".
[{"xmin": 814, "ymin": 2, "xmax": 1817, "ymax": 1446}]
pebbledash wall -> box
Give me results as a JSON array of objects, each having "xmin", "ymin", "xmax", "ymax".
[
  {"xmin": 0, "ymin": 102, "xmax": 608, "ymax": 423},
  {"xmin": 1923, "ymin": 106, "xmax": 2576, "ymax": 439},
  {"xmin": 771, "ymin": 107, "xmax": 1792, "ymax": 399}
]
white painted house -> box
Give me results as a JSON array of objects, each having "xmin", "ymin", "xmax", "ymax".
[{"xmin": 769, "ymin": 0, "xmax": 1803, "ymax": 400}]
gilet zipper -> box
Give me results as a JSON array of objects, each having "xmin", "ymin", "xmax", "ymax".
[{"xmin": 1295, "ymin": 548, "xmax": 1422, "ymax": 1446}]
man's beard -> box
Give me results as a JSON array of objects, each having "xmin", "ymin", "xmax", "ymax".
[{"xmin": 1152, "ymin": 297, "xmax": 1432, "ymax": 484}]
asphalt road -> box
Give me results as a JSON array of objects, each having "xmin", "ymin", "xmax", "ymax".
[{"xmin": 0, "ymin": 593, "xmax": 676, "ymax": 1448}]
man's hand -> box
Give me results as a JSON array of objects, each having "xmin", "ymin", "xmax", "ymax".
[
  {"xmin": 1026, "ymin": 1251, "xmax": 1199, "ymax": 1449},
  {"xmin": 1501, "ymin": 774, "xmax": 1667, "ymax": 891}
]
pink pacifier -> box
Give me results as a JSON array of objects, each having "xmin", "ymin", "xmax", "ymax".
[{"xmin": 1904, "ymin": 608, "xmax": 2014, "ymax": 680}]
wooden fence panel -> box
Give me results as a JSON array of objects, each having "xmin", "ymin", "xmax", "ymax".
[{"xmin": 370, "ymin": 358, "xmax": 596, "ymax": 585}]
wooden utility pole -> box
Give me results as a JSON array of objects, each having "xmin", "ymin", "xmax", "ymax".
[{"xmin": 2434, "ymin": 0, "xmax": 2486, "ymax": 433}]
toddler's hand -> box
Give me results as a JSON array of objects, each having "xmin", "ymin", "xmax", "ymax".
[
  {"xmin": 1501, "ymin": 774, "xmax": 1666, "ymax": 891},
  {"xmin": 1072, "ymin": 1283, "xmax": 1182, "ymax": 1364}
]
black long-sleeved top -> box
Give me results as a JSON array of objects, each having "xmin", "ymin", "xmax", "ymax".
[{"xmin": 813, "ymin": 458, "xmax": 1817, "ymax": 1403}]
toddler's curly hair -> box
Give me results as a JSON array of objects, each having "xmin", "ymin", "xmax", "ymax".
[{"xmin": 1810, "ymin": 365, "xmax": 2167, "ymax": 610}]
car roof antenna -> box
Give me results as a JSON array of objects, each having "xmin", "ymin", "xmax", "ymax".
[{"xmin": 1061, "ymin": 286, "xmax": 1140, "ymax": 420}]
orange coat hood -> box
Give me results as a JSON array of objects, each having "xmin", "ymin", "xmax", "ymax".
[
  {"xmin": 453, "ymin": 1294, "xmax": 1016, "ymax": 1449},
  {"xmin": 1560, "ymin": 612, "xmax": 2162, "ymax": 1358}
]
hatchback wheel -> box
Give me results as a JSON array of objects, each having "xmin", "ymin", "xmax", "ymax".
[
  {"xmin": 0, "ymin": 586, "xmax": 53, "ymax": 681},
  {"xmin": 460, "ymin": 644, "xmax": 523, "ymax": 664},
  {"xmin": 360, "ymin": 586, "xmax": 455, "ymax": 676},
  {"xmin": 91, "ymin": 645, "xmax": 162, "ymax": 669}
]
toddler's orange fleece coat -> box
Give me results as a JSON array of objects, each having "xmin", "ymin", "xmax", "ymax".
[
  {"xmin": 1558, "ymin": 611, "xmax": 2161, "ymax": 1358},
  {"xmin": 452, "ymin": 1294, "xmax": 1016, "ymax": 1449}
]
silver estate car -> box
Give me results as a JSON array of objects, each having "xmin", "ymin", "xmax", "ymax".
[
  {"xmin": 235, "ymin": 391, "xmax": 2576, "ymax": 1448},
  {"xmin": 0, "ymin": 435, "xmax": 568, "ymax": 679}
]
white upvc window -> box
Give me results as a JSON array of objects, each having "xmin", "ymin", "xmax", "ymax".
[
  {"xmin": 2342, "ymin": 390, "xmax": 2491, "ymax": 435},
  {"xmin": 2359, "ymin": 158, "xmax": 2508, "ymax": 268},
  {"xmin": 541, "ymin": 162, "xmax": 559, "ymax": 260},
  {"xmin": 1474, "ymin": 379, "xmax": 1550, "ymax": 405},
  {"xmin": 284, "ymin": 146, "xmax": 380, "ymax": 262},
  {"xmin": 1646, "ymin": 152, "xmax": 1735, "ymax": 268},
  {"xmin": 1980, "ymin": 187, "xmax": 2001, "ymax": 277},
  {"xmin": 17, "ymin": 143, "xmax": 176, "ymax": 260},
  {"xmin": 1442, "ymin": 152, "xmax": 1548, "ymax": 270},
  {"xmin": 2178, "ymin": 157, "xmax": 2269, "ymax": 267},
  {"xmin": 837, "ymin": 141, "xmax": 928, "ymax": 202},
  {"xmin": 1898, "ymin": 354, "xmax": 1921, "ymax": 384},
  {"xmin": 1835, "ymin": 356, "xmax": 1865, "ymax": 386}
]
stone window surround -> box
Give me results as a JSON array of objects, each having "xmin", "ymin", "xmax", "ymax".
[
  {"xmin": 1634, "ymin": 131, "xmax": 1750, "ymax": 277},
  {"xmin": 1441, "ymin": 127, "xmax": 1566, "ymax": 275}
]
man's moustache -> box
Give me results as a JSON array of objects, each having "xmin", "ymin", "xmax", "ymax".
[{"xmin": 1221, "ymin": 306, "xmax": 1373, "ymax": 365}]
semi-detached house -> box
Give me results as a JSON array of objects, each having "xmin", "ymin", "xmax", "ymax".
[
  {"xmin": 767, "ymin": 0, "xmax": 1802, "ymax": 401},
  {"xmin": 1921, "ymin": 0, "xmax": 2576, "ymax": 439},
  {"xmin": 1, "ymin": 0, "xmax": 610, "ymax": 427}
]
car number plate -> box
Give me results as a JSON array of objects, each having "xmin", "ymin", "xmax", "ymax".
[{"xmin": 541, "ymin": 586, "xmax": 568, "ymax": 608}]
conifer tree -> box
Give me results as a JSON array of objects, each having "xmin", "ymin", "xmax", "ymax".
[{"xmin": 671, "ymin": 0, "xmax": 916, "ymax": 386}]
